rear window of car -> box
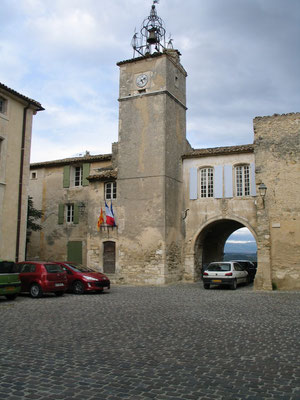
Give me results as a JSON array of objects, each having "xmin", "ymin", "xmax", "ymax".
[
  {"xmin": 45, "ymin": 264, "xmax": 64, "ymax": 273},
  {"xmin": 0, "ymin": 261, "xmax": 15, "ymax": 273},
  {"xmin": 207, "ymin": 263, "xmax": 231, "ymax": 272}
]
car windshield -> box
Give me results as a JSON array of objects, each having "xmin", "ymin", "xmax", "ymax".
[
  {"xmin": 64, "ymin": 263, "xmax": 94, "ymax": 273},
  {"xmin": 45, "ymin": 264, "xmax": 64, "ymax": 273},
  {"xmin": 207, "ymin": 263, "xmax": 231, "ymax": 272}
]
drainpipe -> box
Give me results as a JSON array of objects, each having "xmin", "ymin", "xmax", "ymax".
[{"xmin": 15, "ymin": 103, "xmax": 30, "ymax": 262}]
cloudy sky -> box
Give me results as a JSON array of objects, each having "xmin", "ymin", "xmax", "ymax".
[{"xmin": 1, "ymin": 0, "xmax": 300, "ymax": 163}]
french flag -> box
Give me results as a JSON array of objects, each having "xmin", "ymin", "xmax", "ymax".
[{"xmin": 105, "ymin": 201, "xmax": 116, "ymax": 226}]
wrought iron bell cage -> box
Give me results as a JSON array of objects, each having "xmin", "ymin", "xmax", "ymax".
[{"xmin": 131, "ymin": 1, "xmax": 173, "ymax": 57}]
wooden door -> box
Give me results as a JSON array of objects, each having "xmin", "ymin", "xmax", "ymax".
[{"xmin": 103, "ymin": 241, "xmax": 115, "ymax": 273}]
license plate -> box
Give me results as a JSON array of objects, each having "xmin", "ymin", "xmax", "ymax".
[
  {"xmin": 55, "ymin": 283, "xmax": 64, "ymax": 287},
  {"xmin": 212, "ymin": 279, "xmax": 222, "ymax": 283}
]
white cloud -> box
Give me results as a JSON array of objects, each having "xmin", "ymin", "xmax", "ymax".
[{"xmin": 1, "ymin": 0, "xmax": 299, "ymax": 164}]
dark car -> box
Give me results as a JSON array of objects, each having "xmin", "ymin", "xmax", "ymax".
[
  {"xmin": 0, "ymin": 260, "xmax": 21, "ymax": 300},
  {"xmin": 58, "ymin": 262, "xmax": 110, "ymax": 294},
  {"xmin": 15, "ymin": 261, "xmax": 68, "ymax": 298},
  {"xmin": 231, "ymin": 260, "xmax": 257, "ymax": 282}
]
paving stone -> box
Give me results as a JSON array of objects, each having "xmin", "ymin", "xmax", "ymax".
[{"xmin": 0, "ymin": 284, "xmax": 299, "ymax": 399}]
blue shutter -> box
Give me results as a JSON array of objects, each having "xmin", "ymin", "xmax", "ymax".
[
  {"xmin": 214, "ymin": 165, "xmax": 223, "ymax": 198},
  {"xmin": 224, "ymin": 165, "xmax": 233, "ymax": 198},
  {"xmin": 250, "ymin": 163, "xmax": 256, "ymax": 196},
  {"xmin": 189, "ymin": 168, "xmax": 198, "ymax": 200}
]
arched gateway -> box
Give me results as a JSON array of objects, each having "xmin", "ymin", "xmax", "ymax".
[{"xmin": 190, "ymin": 218, "xmax": 257, "ymax": 280}]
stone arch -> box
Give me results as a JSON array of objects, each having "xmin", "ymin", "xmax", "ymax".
[{"xmin": 192, "ymin": 216, "xmax": 257, "ymax": 279}]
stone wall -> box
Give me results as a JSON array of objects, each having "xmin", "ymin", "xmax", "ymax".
[{"xmin": 254, "ymin": 113, "xmax": 300, "ymax": 290}]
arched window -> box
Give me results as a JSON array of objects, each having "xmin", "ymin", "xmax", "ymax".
[
  {"xmin": 235, "ymin": 164, "xmax": 250, "ymax": 196},
  {"xmin": 200, "ymin": 167, "xmax": 214, "ymax": 198}
]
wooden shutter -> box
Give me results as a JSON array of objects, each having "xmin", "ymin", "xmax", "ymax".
[
  {"xmin": 250, "ymin": 163, "xmax": 256, "ymax": 196},
  {"xmin": 67, "ymin": 241, "xmax": 82, "ymax": 264},
  {"xmin": 82, "ymin": 163, "xmax": 90, "ymax": 186},
  {"xmin": 74, "ymin": 203, "xmax": 79, "ymax": 224},
  {"xmin": 58, "ymin": 204, "xmax": 64, "ymax": 224},
  {"xmin": 63, "ymin": 165, "xmax": 70, "ymax": 188},
  {"xmin": 189, "ymin": 168, "xmax": 198, "ymax": 200},
  {"xmin": 214, "ymin": 165, "xmax": 223, "ymax": 198},
  {"xmin": 224, "ymin": 165, "xmax": 233, "ymax": 198}
]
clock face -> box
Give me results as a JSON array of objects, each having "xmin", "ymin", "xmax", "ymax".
[{"xmin": 136, "ymin": 74, "xmax": 148, "ymax": 88}]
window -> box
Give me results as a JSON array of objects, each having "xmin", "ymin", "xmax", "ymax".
[
  {"xmin": 0, "ymin": 96, "xmax": 7, "ymax": 114},
  {"xmin": 74, "ymin": 166, "xmax": 83, "ymax": 187},
  {"xmin": 200, "ymin": 168, "xmax": 214, "ymax": 198},
  {"xmin": 235, "ymin": 165, "xmax": 250, "ymax": 196},
  {"xmin": 58, "ymin": 203, "xmax": 79, "ymax": 224},
  {"xmin": 31, "ymin": 171, "xmax": 37, "ymax": 179},
  {"xmin": 66, "ymin": 204, "xmax": 74, "ymax": 223},
  {"xmin": 105, "ymin": 182, "xmax": 117, "ymax": 200},
  {"xmin": 63, "ymin": 164, "xmax": 90, "ymax": 188}
]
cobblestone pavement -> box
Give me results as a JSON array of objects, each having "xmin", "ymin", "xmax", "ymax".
[{"xmin": 0, "ymin": 283, "xmax": 299, "ymax": 400}]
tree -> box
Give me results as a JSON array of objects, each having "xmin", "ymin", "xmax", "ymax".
[{"xmin": 26, "ymin": 196, "xmax": 43, "ymax": 248}]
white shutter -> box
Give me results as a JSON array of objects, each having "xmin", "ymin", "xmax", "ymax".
[
  {"xmin": 224, "ymin": 165, "xmax": 233, "ymax": 198},
  {"xmin": 214, "ymin": 165, "xmax": 223, "ymax": 198},
  {"xmin": 189, "ymin": 168, "xmax": 198, "ymax": 200},
  {"xmin": 250, "ymin": 163, "xmax": 256, "ymax": 196}
]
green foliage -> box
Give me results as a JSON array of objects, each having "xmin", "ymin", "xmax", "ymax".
[{"xmin": 27, "ymin": 196, "xmax": 43, "ymax": 241}]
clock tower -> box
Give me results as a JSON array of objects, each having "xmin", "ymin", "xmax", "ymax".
[{"xmin": 116, "ymin": 2, "xmax": 189, "ymax": 284}]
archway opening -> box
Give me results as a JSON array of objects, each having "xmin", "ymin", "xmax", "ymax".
[
  {"xmin": 224, "ymin": 227, "xmax": 257, "ymax": 262},
  {"xmin": 194, "ymin": 219, "xmax": 257, "ymax": 279}
]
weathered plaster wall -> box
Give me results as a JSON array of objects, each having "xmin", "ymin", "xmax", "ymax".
[
  {"xmin": 0, "ymin": 94, "xmax": 34, "ymax": 261},
  {"xmin": 254, "ymin": 113, "xmax": 300, "ymax": 290},
  {"xmin": 27, "ymin": 159, "xmax": 113, "ymax": 267}
]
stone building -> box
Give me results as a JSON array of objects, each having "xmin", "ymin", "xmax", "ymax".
[
  {"xmin": 0, "ymin": 82, "xmax": 43, "ymax": 262},
  {"xmin": 26, "ymin": 4, "xmax": 299, "ymax": 290}
]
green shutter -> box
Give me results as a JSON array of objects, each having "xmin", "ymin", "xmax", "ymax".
[
  {"xmin": 58, "ymin": 204, "xmax": 64, "ymax": 224},
  {"xmin": 63, "ymin": 165, "xmax": 70, "ymax": 188},
  {"xmin": 74, "ymin": 203, "xmax": 79, "ymax": 224},
  {"xmin": 67, "ymin": 241, "xmax": 82, "ymax": 264},
  {"xmin": 82, "ymin": 163, "xmax": 90, "ymax": 186}
]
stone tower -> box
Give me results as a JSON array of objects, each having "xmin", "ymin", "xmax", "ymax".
[{"xmin": 116, "ymin": 3, "xmax": 189, "ymax": 284}]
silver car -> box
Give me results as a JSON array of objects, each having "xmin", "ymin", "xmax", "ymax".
[{"xmin": 203, "ymin": 261, "xmax": 249, "ymax": 290}]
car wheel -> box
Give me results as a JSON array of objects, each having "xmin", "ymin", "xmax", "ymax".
[
  {"xmin": 54, "ymin": 291, "xmax": 64, "ymax": 297},
  {"xmin": 231, "ymin": 279, "xmax": 237, "ymax": 290},
  {"xmin": 5, "ymin": 294, "xmax": 17, "ymax": 300},
  {"xmin": 30, "ymin": 283, "xmax": 43, "ymax": 298},
  {"xmin": 72, "ymin": 281, "xmax": 85, "ymax": 294},
  {"xmin": 203, "ymin": 283, "xmax": 210, "ymax": 289}
]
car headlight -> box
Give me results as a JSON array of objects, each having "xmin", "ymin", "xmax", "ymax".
[{"xmin": 83, "ymin": 275, "xmax": 98, "ymax": 281}]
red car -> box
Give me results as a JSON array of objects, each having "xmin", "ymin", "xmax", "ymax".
[
  {"xmin": 15, "ymin": 261, "xmax": 67, "ymax": 298},
  {"xmin": 57, "ymin": 262, "xmax": 110, "ymax": 294}
]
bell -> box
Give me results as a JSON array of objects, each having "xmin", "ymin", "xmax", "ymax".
[{"xmin": 147, "ymin": 27, "xmax": 158, "ymax": 44}]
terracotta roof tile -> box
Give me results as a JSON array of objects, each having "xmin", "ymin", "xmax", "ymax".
[{"xmin": 183, "ymin": 144, "xmax": 254, "ymax": 159}]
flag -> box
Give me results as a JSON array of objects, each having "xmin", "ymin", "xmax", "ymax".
[
  {"xmin": 105, "ymin": 201, "xmax": 115, "ymax": 226},
  {"xmin": 97, "ymin": 208, "xmax": 104, "ymax": 230}
]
